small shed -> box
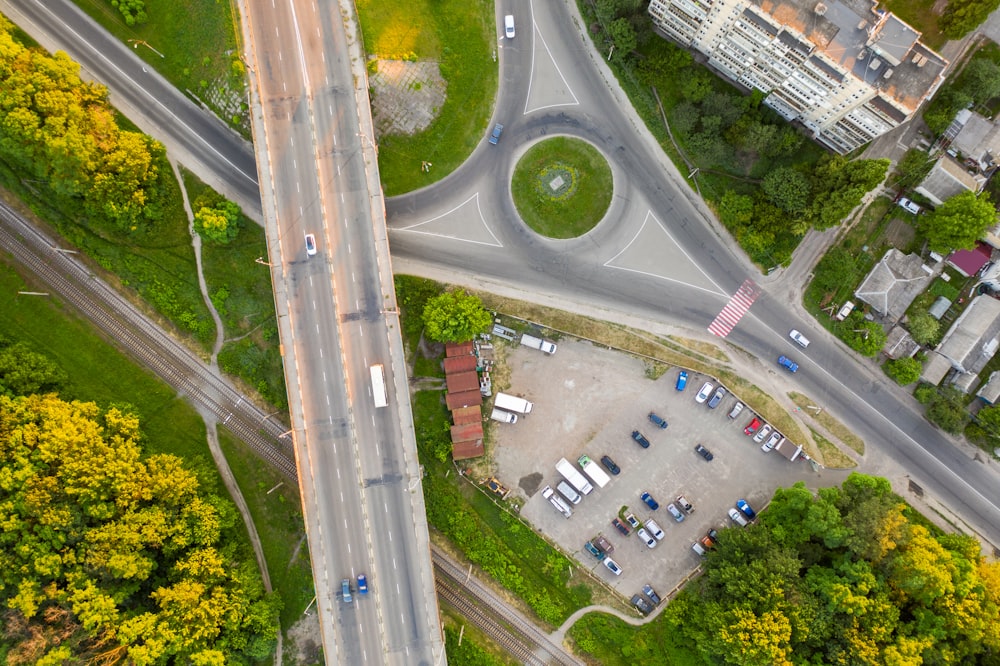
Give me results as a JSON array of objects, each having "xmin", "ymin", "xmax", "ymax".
[
  {"xmin": 443, "ymin": 354, "xmax": 478, "ymax": 374},
  {"xmin": 977, "ymin": 371, "xmax": 1000, "ymax": 404},
  {"xmin": 947, "ymin": 242, "xmax": 992, "ymax": 278},
  {"xmin": 775, "ymin": 438, "xmax": 802, "ymax": 462},
  {"xmin": 445, "ymin": 341, "xmax": 475, "ymax": 358},
  {"xmin": 445, "ymin": 389, "xmax": 483, "ymax": 410},
  {"xmin": 446, "ymin": 371, "xmax": 480, "ymax": 394},
  {"xmin": 883, "ymin": 325, "xmax": 919, "ymax": 359},
  {"xmin": 452, "ymin": 439, "xmax": 484, "ymax": 461},
  {"xmin": 451, "ymin": 405, "xmax": 482, "ymax": 425}
]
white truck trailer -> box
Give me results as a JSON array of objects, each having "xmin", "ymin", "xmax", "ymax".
[
  {"xmin": 520, "ymin": 333, "xmax": 557, "ymax": 354},
  {"xmin": 494, "ymin": 392, "xmax": 533, "ymax": 415},
  {"xmin": 489, "ymin": 408, "xmax": 518, "ymax": 424},
  {"xmin": 577, "ymin": 455, "xmax": 611, "ymax": 488},
  {"xmin": 555, "ymin": 457, "xmax": 594, "ymax": 495}
]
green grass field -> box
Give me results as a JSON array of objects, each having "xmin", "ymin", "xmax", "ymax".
[
  {"xmin": 70, "ymin": 0, "xmax": 245, "ymax": 129},
  {"xmin": 511, "ymin": 137, "xmax": 614, "ymax": 238},
  {"xmin": 358, "ymin": 0, "xmax": 497, "ymax": 195}
]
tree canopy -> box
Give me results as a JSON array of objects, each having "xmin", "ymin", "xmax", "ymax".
[
  {"xmin": 0, "ymin": 336, "xmax": 66, "ymax": 398},
  {"xmin": 0, "ymin": 394, "xmax": 279, "ymax": 664},
  {"xmin": 918, "ymin": 191, "xmax": 997, "ymax": 253},
  {"xmin": 421, "ymin": 289, "xmax": 491, "ymax": 343},
  {"xmin": 665, "ymin": 473, "xmax": 1000, "ymax": 665},
  {"xmin": 0, "ymin": 17, "xmax": 163, "ymax": 232}
]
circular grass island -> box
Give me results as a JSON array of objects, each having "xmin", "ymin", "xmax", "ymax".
[{"xmin": 511, "ymin": 137, "xmax": 612, "ymax": 239}]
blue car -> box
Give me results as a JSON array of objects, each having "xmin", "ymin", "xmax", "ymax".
[
  {"xmin": 648, "ymin": 412, "xmax": 668, "ymax": 429},
  {"xmin": 341, "ymin": 579, "xmax": 352, "ymax": 603},
  {"xmin": 631, "ymin": 430, "xmax": 651, "ymax": 449},
  {"xmin": 488, "ymin": 123, "xmax": 504, "ymax": 145},
  {"xmin": 357, "ymin": 573, "xmax": 368, "ymax": 594},
  {"xmin": 641, "ymin": 492, "xmax": 659, "ymax": 511},
  {"xmin": 737, "ymin": 499, "xmax": 756, "ymax": 519},
  {"xmin": 778, "ymin": 355, "xmax": 799, "ymax": 373},
  {"xmin": 676, "ymin": 370, "xmax": 688, "ymax": 391}
]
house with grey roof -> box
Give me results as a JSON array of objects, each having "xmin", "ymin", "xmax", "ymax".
[
  {"xmin": 853, "ymin": 249, "xmax": 935, "ymax": 323},
  {"xmin": 977, "ymin": 371, "xmax": 1000, "ymax": 404},
  {"xmin": 921, "ymin": 296, "xmax": 1000, "ymax": 387}
]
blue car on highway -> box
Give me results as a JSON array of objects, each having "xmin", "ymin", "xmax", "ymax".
[{"xmin": 778, "ymin": 355, "xmax": 799, "ymax": 372}]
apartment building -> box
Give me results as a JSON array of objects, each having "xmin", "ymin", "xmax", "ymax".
[{"xmin": 648, "ymin": 0, "xmax": 947, "ymax": 153}]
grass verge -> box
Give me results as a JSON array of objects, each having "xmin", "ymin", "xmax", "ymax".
[
  {"xmin": 568, "ymin": 611, "xmax": 702, "ymax": 666},
  {"xmin": 70, "ymin": 0, "xmax": 247, "ymax": 132},
  {"xmin": 511, "ymin": 137, "xmax": 613, "ymax": 238},
  {"xmin": 217, "ymin": 427, "xmax": 314, "ymax": 631},
  {"xmin": 790, "ymin": 392, "xmax": 866, "ymax": 456},
  {"xmin": 809, "ymin": 428, "xmax": 858, "ymax": 469},
  {"xmin": 358, "ymin": 0, "xmax": 497, "ymax": 195},
  {"xmin": 183, "ymin": 170, "xmax": 287, "ymax": 412},
  {"xmin": 441, "ymin": 609, "xmax": 518, "ymax": 666}
]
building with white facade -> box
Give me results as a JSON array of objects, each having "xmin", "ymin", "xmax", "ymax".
[{"xmin": 648, "ymin": 0, "xmax": 948, "ymax": 153}]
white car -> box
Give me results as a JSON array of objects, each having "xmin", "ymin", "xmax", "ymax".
[
  {"xmin": 695, "ymin": 382, "xmax": 714, "ymax": 403},
  {"xmin": 789, "ymin": 329, "xmax": 810, "ymax": 348},
  {"xmin": 728, "ymin": 508, "xmax": 749, "ymax": 527},
  {"xmin": 603, "ymin": 557, "xmax": 623, "ymax": 575},
  {"xmin": 761, "ymin": 431, "xmax": 782, "ymax": 452},
  {"xmin": 304, "ymin": 233, "xmax": 317, "ymax": 256},
  {"xmin": 504, "ymin": 14, "xmax": 515, "ymax": 38},
  {"xmin": 644, "ymin": 518, "xmax": 665, "ymax": 540},
  {"xmin": 637, "ymin": 528, "xmax": 657, "ymax": 549},
  {"xmin": 898, "ymin": 197, "xmax": 921, "ymax": 215},
  {"xmin": 752, "ymin": 424, "xmax": 772, "ymax": 443}
]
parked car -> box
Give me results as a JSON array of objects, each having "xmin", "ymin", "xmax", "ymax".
[
  {"xmin": 728, "ymin": 508, "xmax": 749, "ymax": 527},
  {"xmin": 737, "ymin": 499, "xmax": 757, "ymax": 519},
  {"xmin": 625, "ymin": 512, "xmax": 641, "ymax": 529},
  {"xmin": 675, "ymin": 495, "xmax": 694, "ymax": 513},
  {"xmin": 761, "ymin": 431, "xmax": 782, "ymax": 452},
  {"xmin": 691, "ymin": 541, "xmax": 707, "ymax": 556},
  {"xmin": 603, "ymin": 558, "xmax": 623, "ymax": 575},
  {"xmin": 789, "ymin": 329, "xmax": 810, "ymax": 348},
  {"xmin": 744, "ymin": 417, "xmax": 762, "ymax": 436},
  {"xmin": 666, "ymin": 503, "xmax": 685, "ymax": 522},
  {"xmin": 637, "ymin": 528, "xmax": 657, "ymax": 549},
  {"xmin": 631, "ymin": 594, "xmax": 654, "ymax": 615},
  {"xmin": 728, "ymin": 401, "xmax": 744, "ymax": 419},
  {"xmin": 753, "ymin": 424, "xmax": 772, "ymax": 443},
  {"xmin": 694, "ymin": 444, "xmax": 714, "ymax": 461},
  {"xmin": 699, "ymin": 535, "xmax": 715, "ymax": 550},
  {"xmin": 706, "ymin": 528, "xmax": 719, "ymax": 544},
  {"xmin": 898, "ymin": 196, "xmax": 921, "ymax": 215},
  {"xmin": 644, "ymin": 518, "xmax": 665, "ymax": 540},
  {"xmin": 504, "ymin": 14, "xmax": 515, "ymax": 38},
  {"xmin": 643, "ymin": 584, "xmax": 662, "ymax": 605},
  {"xmin": 357, "ymin": 573, "xmax": 368, "ymax": 594},
  {"xmin": 488, "ymin": 123, "xmax": 504, "ymax": 145},
  {"xmin": 778, "ymin": 355, "xmax": 799, "ymax": 372},
  {"xmin": 612, "ymin": 518, "xmax": 631, "ymax": 535},
  {"xmin": 631, "ymin": 430, "xmax": 651, "ymax": 449},
  {"xmin": 648, "ymin": 412, "xmax": 668, "ymax": 428},
  {"xmin": 708, "ymin": 387, "xmax": 727, "ymax": 409},
  {"xmin": 594, "ymin": 535, "xmax": 615, "ymax": 554},
  {"xmin": 641, "ymin": 492, "xmax": 659, "ymax": 511},
  {"xmin": 600, "ymin": 455, "xmax": 621, "ymax": 475},
  {"xmin": 584, "ymin": 541, "xmax": 605, "ymax": 560},
  {"xmin": 342, "ymin": 578, "xmax": 353, "ymax": 603},
  {"xmin": 305, "ymin": 233, "xmax": 317, "ymax": 256},
  {"xmin": 695, "ymin": 382, "xmax": 714, "ymax": 403},
  {"xmin": 675, "ymin": 370, "xmax": 688, "ymax": 391}
]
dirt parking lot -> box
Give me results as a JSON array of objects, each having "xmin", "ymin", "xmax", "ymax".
[{"xmin": 493, "ymin": 337, "xmax": 849, "ymax": 605}]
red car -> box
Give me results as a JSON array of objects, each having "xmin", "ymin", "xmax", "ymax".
[{"xmin": 744, "ymin": 417, "xmax": 762, "ymax": 436}]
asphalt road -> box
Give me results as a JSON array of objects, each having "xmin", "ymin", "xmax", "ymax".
[
  {"xmin": 386, "ymin": 0, "xmax": 1000, "ymax": 547},
  {"xmin": 241, "ymin": 0, "xmax": 442, "ymax": 663}
]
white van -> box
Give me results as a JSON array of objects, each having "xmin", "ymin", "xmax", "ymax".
[
  {"xmin": 557, "ymin": 481, "xmax": 581, "ymax": 505},
  {"xmin": 789, "ymin": 329, "xmax": 810, "ymax": 348},
  {"xmin": 504, "ymin": 15, "xmax": 515, "ymax": 39}
]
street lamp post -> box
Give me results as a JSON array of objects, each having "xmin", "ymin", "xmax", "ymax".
[{"xmin": 128, "ymin": 39, "xmax": 165, "ymax": 59}]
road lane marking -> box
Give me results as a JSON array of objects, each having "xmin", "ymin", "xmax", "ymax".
[
  {"xmin": 393, "ymin": 192, "xmax": 503, "ymax": 247},
  {"xmin": 524, "ymin": 0, "xmax": 581, "ymax": 113}
]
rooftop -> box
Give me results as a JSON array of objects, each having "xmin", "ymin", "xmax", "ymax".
[
  {"xmin": 977, "ymin": 370, "xmax": 1000, "ymax": 404},
  {"xmin": 451, "ymin": 405, "xmax": 482, "ymax": 425},
  {"xmin": 934, "ymin": 295, "xmax": 1000, "ymax": 376},
  {"xmin": 753, "ymin": 0, "xmax": 946, "ymax": 112},
  {"xmin": 854, "ymin": 249, "xmax": 934, "ymax": 321},
  {"xmin": 947, "ymin": 242, "xmax": 992, "ymax": 278},
  {"xmin": 916, "ymin": 158, "xmax": 985, "ymax": 206},
  {"xmin": 445, "ymin": 389, "xmax": 483, "ymax": 410},
  {"xmin": 443, "ymin": 354, "xmax": 478, "ymax": 374}
]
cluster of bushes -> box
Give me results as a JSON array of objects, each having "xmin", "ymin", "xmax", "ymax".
[
  {"xmin": 914, "ymin": 383, "xmax": 970, "ymax": 433},
  {"xmin": 924, "ymin": 48, "xmax": 1000, "ymax": 135}
]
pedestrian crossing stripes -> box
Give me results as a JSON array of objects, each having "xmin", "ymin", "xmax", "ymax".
[{"xmin": 707, "ymin": 279, "xmax": 761, "ymax": 338}]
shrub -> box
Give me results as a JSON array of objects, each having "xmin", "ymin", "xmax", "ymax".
[{"xmin": 883, "ymin": 357, "xmax": 922, "ymax": 385}]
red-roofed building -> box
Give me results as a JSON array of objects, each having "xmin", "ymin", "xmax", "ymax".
[
  {"xmin": 450, "ymin": 422, "xmax": 484, "ymax": 443},
  {"xmin": 446, "ymin": 371, "xmax": 480, "ymax": 394},
  {"xmin": 452, "ymin": 439, "xmax": 484, "ymax": 460},
  {"xmin": 445, "ymin": 390, "xmax": 482, "ymax": 410},
  {"xmin": 443, "ymin": 355, "xmax": 478, "ymax": 374},
  {"xmin": 452, "ymin": 405, "xmax": 481, "ymax": 425},
  {"xmin": 948, "ymin": 242, "xmax": 992, "ymax": 277},
  {"xmin": 445, "ymin": 341, "xmax": 475, "ymax": 357}
]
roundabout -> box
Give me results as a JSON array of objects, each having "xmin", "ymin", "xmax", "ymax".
[{"xmin": 511, "ymin": 136, "xmax": 613, "ymax": 239}]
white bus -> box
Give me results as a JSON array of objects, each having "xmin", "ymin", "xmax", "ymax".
[{"xmin": 370, "ymin": 364, "xmax": 388, "ymax": 408}]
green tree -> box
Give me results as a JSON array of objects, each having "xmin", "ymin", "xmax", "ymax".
[
  {"xmin": 0, "ymin": 340, "xmax": 66, "ymax": 397},
  {"xmin": 907, "ymin": 310, "xmax": 940, "ymax": 345},
  {"xmin": 891, "ymin": 149, "xmax": 935, "ymax": 191},
  {"xmin": 925, "ymin": 386, "xmax": 969, "ymax": 433},
  {"xmin": 717, "ymin": 191, "xmax": 754, "ymax": 229},
  {"xmin": 194, "ymin": 200, "xmax": 241, "ymax": 244},
  {"xmin": 607, "ymin": 18, "xmax": 637, "ymax": 58},
  {"xmin": 421, "ymin": 289, "xmax": 491, "ymax": 343},
  {"xmin": 958, "ymin": 58, "xmax": 1000, "ymax": 103},
  {"xmin": 940, "ymin": 0, "xmax": 1000, "ymax": 39},
  {"xmin": 883, "ymin": 357, "xmax": 922, "ymax": 385},
  {"xmin": 837, "ymin": 313, "xmax": 887, "ymax": 357},
  {"xmin": 976, "ymin": 404, "xmax": 1000, "ymax": 438},
  {"xmin": 762, "ymin": 167, "xmax": 810, "ymax": 214},
  {"xmin": 919, "ymin": 191, "xmax": 997, "ymax": 253},
  {"xmin": 923, "ymin": 85, "xmax": 973, "ymax": 135},
  {"xmin": 808, "ymin": 156, "xmax": 889, "ymax": 229}
]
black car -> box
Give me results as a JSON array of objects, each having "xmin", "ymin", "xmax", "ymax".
[
  {"xmin": 695, "ymin": 444, "xmax": 714, "ymax": 461},
  {"xmin": 706, "ymin": 529, "xmax": 719, "ymax": 544},
  {"xmin": 648, "ymin": 412, "xmax": 668, "ymax": 428},
  {"xmin": 631, "ymin": 430, "xmax": 651, "ymax": 449},
  {"xmin": 600, "ymin": 455, "xmax": 621, "ymax": 475},
  {"xmin": 631, "ymin": 594, "xmax": 654, "ymax": 616},
  {"xmin": 643, "ymin": 584, "xmax": 662, "ymax": 606}
]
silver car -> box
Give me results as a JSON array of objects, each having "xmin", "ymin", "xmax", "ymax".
[
  {"xmin": 753, "ymin": 424, "xmax": 772, "ymax": 443},
  {"xmin": 695, "ymin": 382, "xmax": 714, "ymax": 403},
  {"xmin": 666, "ymin": 503, "xmax": 685, "ymax": 523},
  {"xmin": 728, "ymin": 508, "xmax": 749, "ymax": 527},
  {"xmin": 637, "ymin": 528, "xmax": 657, "ymax": 549},
  {"xmin": 761, "ymin": 431, "xmax": 782, "ymax": 452}
]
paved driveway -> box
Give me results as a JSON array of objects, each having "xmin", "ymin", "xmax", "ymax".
[{"xmin": 493, "ymin": 337, "xmax": 849, "ymax": 603}]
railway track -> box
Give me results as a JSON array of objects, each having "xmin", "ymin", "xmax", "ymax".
[{"xmin": 0, "ymin": 199, "xmax": 585, "ymax": 666}]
